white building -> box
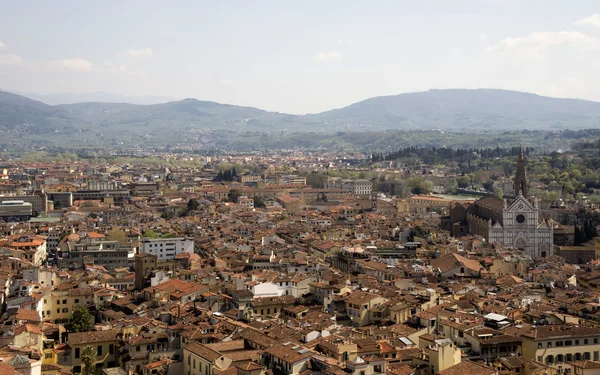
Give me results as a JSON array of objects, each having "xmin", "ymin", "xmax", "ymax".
[
  {"xmin": 140, "ymin": 237, "xmax": 194, "ymax": 260},
  {"xmin": 325, "ymin": 178, "xmax": 372, "ymax": 196}
]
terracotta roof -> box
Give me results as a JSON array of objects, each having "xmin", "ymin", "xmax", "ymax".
[
  {"xmin": 438, "ymin": 360, "xmax": 497, "ymax": 375},
  {"xmin": 184, "ymin": 341, "xmax": 222, "ymax": 362},
  {"xmin": 68, "ymin": 329, "xmax": 120, "ymax": 345}
]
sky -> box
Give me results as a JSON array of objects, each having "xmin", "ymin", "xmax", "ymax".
[{"xmin": 2, "ymin": 0, "xmax": 600, "ymax": 114}]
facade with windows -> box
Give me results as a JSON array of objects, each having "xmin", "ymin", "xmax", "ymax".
[
  {"xmin": 141, "ymin": 237, "xmax": 194, "ymax": 260},
  {"xmin": 521, "ymin": 325, "xmax": 600, "ymax": 367}
]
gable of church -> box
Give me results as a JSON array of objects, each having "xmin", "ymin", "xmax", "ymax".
[{"xmin": 506, "ymin": 194, "xmax": 534, "ymax": 212}]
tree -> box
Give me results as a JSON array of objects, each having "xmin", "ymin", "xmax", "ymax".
[
  {"xmin": 143, "ymin": 230, "xmax": 160, "ymax": 239},
  {"xmin": 81, "ymin": 345, "xmax": 97, "ymax": 375},
  {"xmin": 493, "ymin": 187, "xmax": 504, "ymax": 199},
  {"xmin": 187, "ymin": 199, "xmax": 200, "ymax": 211},
  {"xmin": 253, "ymin": 195, "xmax": 266, "ymax": 208},
  {"xmin": 70, "ymin": 305, "xmax": 94, "ymax": 333},
  {"xmin": 227, "ymin": 189, "xmax": 242, "ymax": 203},
  {"xmin": 106, "ymin": 228, "xmax": 127, "ymax": 246}
]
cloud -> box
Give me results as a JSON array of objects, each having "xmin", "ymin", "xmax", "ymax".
[
  {"xmin": 219, "ymin": 78, "xmax": 235, "ymax": 86},
  {"xmin": 575, "ymin": 14, "xmax": 600, "ymax": 28},
  {"xmin": 313, "ymin": 50, "xmax": 342, "ymax": 62},
  {"xmin": 123, "ymin": 48, "xmax": 153, "ymax": 57},
  {"xmin": 486, "ymin": 31, "xmax": 600, "ymax": 52},
  {"xmin": 479, "ymin": 34, "xmax": 487, "ymax": 41},
  {"xmin": 103, "ymin": 60, "xmax": 147, "ymax": 77},
  {"xmin": 0, "ymin": 53, "xmax": 22, "ymax": 66},
  {"xmin": 0, "ymin": 41, "xmax": 22, "ymax": 66},
  {"xmin": 49, "ymin": 58, "xmax": 94, "ymax": 72}
]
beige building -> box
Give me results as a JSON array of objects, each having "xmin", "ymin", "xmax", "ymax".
[
  {"xmin": 412, "ymin": 335, "xmax": 462, "ymax": 375},
  {"xmin": 344, "ymin": 291, "xmax": 389, "ymax": 327},
  {"xmin": 65, "ymin": 329, "xmax": 120, "ymax": 374},
  {"xmin": 521, "ymin": 325, "xmax": 600, "ymax": 367},
  {"xmin": 183, "ymin": 341, "xmax": 231, "ymax": 375}
]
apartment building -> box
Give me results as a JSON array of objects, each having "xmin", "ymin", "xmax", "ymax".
[
  {"xmin": 521, "ymin": 325, "xmax": 600, "ymax": 366},
  {"xmin": 140, "ymin": 237, "xmax": 194, "ymax": 260}
]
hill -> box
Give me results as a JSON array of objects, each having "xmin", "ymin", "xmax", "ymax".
[
  {"xmin": 308, "ymin": 89, "xmax": 600, "ymax": 131},
  {"xmin": 1, "ymin": 88, "xmax": 600, "ymax": 149},
  {"xmin": 0, "ymin": 91, "xmax": 75, "ymax": 134}
]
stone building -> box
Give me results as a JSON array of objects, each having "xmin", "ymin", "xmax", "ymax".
[{"xmin": 447, "ymin": 147, "xmax": 553, "ymax": 258}]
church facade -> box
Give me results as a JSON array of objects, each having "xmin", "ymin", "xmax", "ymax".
[{"xmin": 447, "ymin": 147, "xmax": 553, "ymax": 258}]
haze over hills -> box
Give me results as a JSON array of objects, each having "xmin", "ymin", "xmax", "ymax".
[
  {"xmin": 1, "ymin": 89, "xmax": 600, "ymax": 147},
  {"xmin": 8, "ymin": 90, "xmax": 179, "ymax": 106}
]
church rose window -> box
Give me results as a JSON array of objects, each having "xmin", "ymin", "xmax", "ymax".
[{"xmin": 516, "ymin": 214, "xmax": 525, "ymax": 223}]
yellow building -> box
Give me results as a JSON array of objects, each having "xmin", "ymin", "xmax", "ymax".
[
  {"xmin": 66, "ymin": 329, "xmax": 120, "ymax": 374},
  {"xmin": 41, "ymin": 289, "xmax": 93, "ymax": 324},
  {"xmin": 344, "ymin": 291, "xmax": 389, "ymax": 327},
  {"xmin": 521, "ymin": 325, "xmax": 600, "ymax": 367},
  {"xmin": 413, "ymin": 335, "xmax": 462, "ymax": 374},
  {"xmin": 183, "ymin": 341, "xmax": 232, "ymax": 375}
]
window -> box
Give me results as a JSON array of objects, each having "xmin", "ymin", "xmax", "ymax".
[
  {"xmin": 585, "ymin": 339, "xmax": 589, "ymax": 345},
  {"xmin": 45, "ymin": 353, "xmax": 52, "ymax": 359},
  {"xmin": 556, "ymin": 341, "xmax": 563, "ymax": 347},
  {"xmin": 547, "ymin": 342, "xmax": 552, "ymax": 348},
  {"xmin": 109, "ymin": 344, "xmax": 114, "ymax": 354},
  {"xmin": 97, "ymin": 345, "xmax": 102, "ymax": 356},
  {"xmin": 193, "ymin": 359, "xmax": 196, "ymax": 369},
  {"xmin": 62, "ymin": 308, "xmax": 68, "ymax": 313},
  {"xmin": 596, "ymin": 352, "xmax": 600, "ymax": 361},
  {"xmin": 75, "ymin": 348, "xmax": 80, "ymax": 358},
  {"xmin": 565, "ymin": 340, "xmax": 572, "ymax": 346},
  {"xmin": 538, "ymin": 343, "xmax": 542, "ymax": 349},
  {"xmin": 576, "ymin": 340, "xmax": 580, "ymax": 345},
  {"xmin": 74, "ymin": 299, "xmax": 79, "ymax": 304},
  {"xmin": 595, "ymin": 338, "xmax": 599, "ymax": 344},
  {"xmin": 57, "ymin": 300, "xmax": 60, "ymax": 305},
  {"xmin": 62, "ymin": 299, "xmax": 67, "ymax": 304}
]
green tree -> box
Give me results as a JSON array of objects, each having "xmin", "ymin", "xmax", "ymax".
[
  {"xmin": 143, "ymin": 230, "xmax": 160, "ymax": 239},
  {"xmin": 70, "ymin": 305, "xmax": 94, "ymax": 333},
  {"xmin": 456, "ymin": 176, "xmax": 471, "ymax": 189},
  {"xmin": 253, "ymin": 195, "xmax": 266, "ymax": 208},
  {"xmin": 81, "ymin": 345, "xmax": 97, "ymax": 375},
  {"xmin": 227, "ymin": 189, "xmax": 242, "ymax": 202},
  {"xmin": 106, "ymin": 228, "xmax": 127, "ymax": 246},
  {"xmin": 187, "ymin": 199, "xmax": 200, "ymax": 211},
  {"xmin": 493, "ymin": 187, "xmax": 504, "ymax": 199}
]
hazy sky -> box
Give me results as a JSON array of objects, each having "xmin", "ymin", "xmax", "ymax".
[{"xmin": 2, "ymin": 1, "xmax": 600, "ymax": 113}]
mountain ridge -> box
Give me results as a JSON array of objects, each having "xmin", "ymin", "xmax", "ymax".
[{"xmin": 1, "ymin": 88, "xmax": 600, "ymax": 144}]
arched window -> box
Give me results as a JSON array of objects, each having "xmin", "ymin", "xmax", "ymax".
[
  {"xmin": 575, "ymin": 353, "xmax": 582, "ymax": 361},
  {"xmin": 556, "ymin": 354, "xmax": 564, "ymax": 363},
  {"xmin": 585, "ymin": 352, "xmax": 591, "ymax": 360},
  {"xmin": 566, "ymin": 354, "xmax": 573, "ymax": 362}
]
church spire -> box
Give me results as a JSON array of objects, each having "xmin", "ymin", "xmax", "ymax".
[{"xmin": 515, "ymin": 145, "xmax": 528, "ymax": 198}]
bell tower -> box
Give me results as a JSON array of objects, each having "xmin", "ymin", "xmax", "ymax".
[{"xmin": 514, "ymin": 145, "xmax": 528, "ymax": 198}]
